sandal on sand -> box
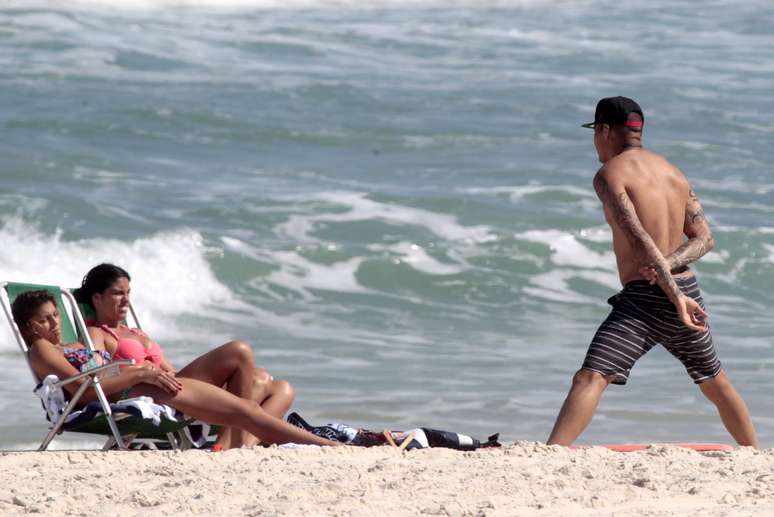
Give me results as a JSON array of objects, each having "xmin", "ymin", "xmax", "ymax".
[{"xmin": 383, "ymin": 430, "xmax": 417, "ymax": 451}]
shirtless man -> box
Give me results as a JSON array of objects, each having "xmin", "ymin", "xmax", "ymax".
[{"xmin": 546, "ymin": 96, "xmax": 757, "ymax": 447}]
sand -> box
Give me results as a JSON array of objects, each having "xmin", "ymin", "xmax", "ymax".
[{"xmin": 1, "ymin": 442, "xmax": 773, "ymax": 516}]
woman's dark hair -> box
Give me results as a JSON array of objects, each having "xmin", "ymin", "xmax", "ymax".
[
  {"xmin": 74, "ymin": 263, "xmax": 131, "ymax": 309},
  {"xmin": 11, "ymin": 290, "xmax": 56, "ymax": 333}
]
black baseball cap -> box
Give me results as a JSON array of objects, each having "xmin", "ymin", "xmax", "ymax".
[{"xmin": 582, "ymin": 96, "xmax": 644, "ymax": 129}]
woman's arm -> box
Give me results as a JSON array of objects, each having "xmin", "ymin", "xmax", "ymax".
[
  {"xmin": 159, "ymin": 356, "xmax": 177, "ymax": 374},
  {"xmin": 29, "ymin": 339, "xmax": 181, "ymax": 403}
]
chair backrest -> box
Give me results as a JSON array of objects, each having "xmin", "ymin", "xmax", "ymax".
[
  {"xmin": 74, "ymin": 290, "xmax": 97, "ymax": 325},
  {"xmin": 1, "ymin": 281, "xmax": 95, "ymax": 383},
  {"xmin": 1, "ymin": 282, "xmax": 81, "ymax": 348}
]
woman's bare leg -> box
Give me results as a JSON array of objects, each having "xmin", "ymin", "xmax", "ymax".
[
  {"xmin": 261, "ymin": 379, "xmax": 295, "ymax": 416},
  {"xmin": 241, "ymin": 369, "xmax": 296, "ymax": 447},
  {"xmin": 128, "ymin": 378, "xmax": 338, "ymax": 447},
  {"xmin": 177, "ymin": 343, "xmax": 299, "ymax": 449},
  {"xmin": 176, "ymin": 341, "xmax": 255, "ymax": 448}
]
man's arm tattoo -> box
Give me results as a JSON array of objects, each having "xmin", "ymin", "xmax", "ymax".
[
  {"xmin": 594, "ymin": 173, "xmax": 683, "ymax": 303},
  {"xmin": 664, "ymin": 189, "xmax": 715, "ymax": 271}
]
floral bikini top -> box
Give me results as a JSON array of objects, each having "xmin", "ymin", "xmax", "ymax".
[{"xmin": 62, "ymin": 346, "xmax": 112, "ymax": 371}]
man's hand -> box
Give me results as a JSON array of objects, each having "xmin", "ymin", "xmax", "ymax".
[
  {"xmin": 674, "ymin": 294, "xmax": 708, "ymax": 332},
  {"xmin": 637, "ymin": 268, "xmax": 708, "ymax": 331},
  {"xmin": 639, "ymin": 256, "xmax": 677, "ymax": 284},
  {"xmin": 639, "ymin": 265, "xmax": 659, "ymax": 285}
]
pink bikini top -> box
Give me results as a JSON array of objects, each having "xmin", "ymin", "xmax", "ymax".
[{"xmin": 93, "ymin": 323, "xmax": 165, "ymax": 366}]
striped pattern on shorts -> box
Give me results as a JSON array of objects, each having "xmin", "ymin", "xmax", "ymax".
[{"xmin": 581, "ymin": 276, "xmax": 722, "ymax": 385}]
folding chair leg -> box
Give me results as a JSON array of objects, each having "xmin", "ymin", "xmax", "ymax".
[
  {"xmin": 176, "ymin": 428, "xmax": 196, "ymax": 450},
  {"xmin": 103, "ymin": 434, "xmax": 136, "ymax": 450},
  {"xmin": 166, "ymin": 433, "xmax": 180, "ymax": 450},
  {"xmin": 38, "ymin": 378, "xmax": 93, "ymax": 451},
  {"xmin": 104, "ymin": 415, "xmax": 126, "ymax": 450},
  {"xmin": 91, "ymin": 378, "xmax": 128, "ymax": 450}
]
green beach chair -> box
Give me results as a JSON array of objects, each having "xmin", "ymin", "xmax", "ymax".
[{"xmin": 0, "ymin": 281, "xmax": 192, "ymax": 451}]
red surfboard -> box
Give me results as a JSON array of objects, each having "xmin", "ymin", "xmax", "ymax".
[{"xmin": 571, "ymin": 443, "xmax": 734, "ymax": 452}]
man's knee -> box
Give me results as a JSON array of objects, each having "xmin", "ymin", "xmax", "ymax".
[{"xmin": 571, "ymin": 369, "xmax": 610, "ymax": 391}]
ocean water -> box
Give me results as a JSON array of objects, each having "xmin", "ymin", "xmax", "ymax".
[{"xmin": 1, "ymin": 0, "xmax": 772, "ymax": 450}]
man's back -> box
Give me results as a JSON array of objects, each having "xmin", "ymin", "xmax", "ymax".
[{"xmin": 600, "ymin": 148, "xmax": 691, "ymax": 285}]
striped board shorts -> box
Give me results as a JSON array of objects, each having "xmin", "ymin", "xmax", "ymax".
[{"xmin": 581, "ymin": 275, "xmax": 722, "ymax": 385}]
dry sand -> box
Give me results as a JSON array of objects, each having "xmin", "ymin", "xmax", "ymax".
[{"xmin": 2, "ymin": 442, "xmax": 774, "ymax": 516}]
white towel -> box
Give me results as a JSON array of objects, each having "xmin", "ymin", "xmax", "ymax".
[
  {"xmin": 114, "ymin": 397, "xmax": 178, "ymax": 426},
  {"xmin": 33, "ymin": 375, "xmax": 68, "ymax": 423},
  {"xmin": 34, "ymin": 375, "xmax": 179, "ymax": 427},
  {"xmin": 321, "ymin": 422, "xmax": 359, "ymax": 443}
]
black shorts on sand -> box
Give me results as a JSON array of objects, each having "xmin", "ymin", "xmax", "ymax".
[{"xmin": 581, "ymin": 276, "xmax": 722, "ymax": 385}]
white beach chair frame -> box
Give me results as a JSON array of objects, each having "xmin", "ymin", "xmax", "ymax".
[{"xmin": 0, "ymin": 282, "xmax": 134, "ymax": 451}]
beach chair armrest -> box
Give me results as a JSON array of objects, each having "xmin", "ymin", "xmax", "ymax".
[{"xmin": 53, "ymin": 359, "xmax": 135, "ymax": 389}]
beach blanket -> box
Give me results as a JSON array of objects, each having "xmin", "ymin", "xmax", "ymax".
[{"xmin": 286, "ymin": 412, "xmax": 501, "ymax": 450}]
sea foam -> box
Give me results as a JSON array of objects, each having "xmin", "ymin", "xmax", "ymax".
[
  {"xmin": 0, "ymin": 216, "xmax": 234, "ymax": 348},
  {"xmin": 275, "ymin": 191, "xmax": 496, "ymax": 245},
  {"xmin": 3, "ymin": 0, "xmax": 557, "ymax": 11}
]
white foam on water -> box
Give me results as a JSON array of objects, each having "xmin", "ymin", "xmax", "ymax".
[
  {"xmin": 402, "ymin": 134, "xmax": 514, "ymax": 149},
  {"xmin": 275, "ymin": 191, "xmax": 496, "ymax": 245},
  {"xmin": 265, "ymin": 252, "xmax": 368, "ymax": 298},
  {"xmin": 0, "ymin": 196, "xmax": 48, "ymax": 213},
  {"xmin": 222, "ymin": 236, "xmax": 369, "ymax": 299},
  {"xmin": 462, "ymin": 184, "xmax": 594, "ymax": 203},
  {"xmin": 675, "ymin": 141, "xmax": 711, "ymax": 151},
  {"xmin": 701, "ymin": 249, "xmax": 729, "ymax": 265},
  {"xmin": 765, "ymin": 244, "xmax": 774, "ymax": 263},
  {"xmin": 72, "ymin": 166, "xmax": 169, "ymax": 189},
  {"xmin": 703, "ymin": 198, "xmax": 774, "ymax": 214},
  {"xmin": 577, "ymin": 226, "xmax": 612, "ymax": 243},
  {"xmin": 220, "ymin": 236, "xmax": 477, "ymax": 343},
  {"xmin": 370, "ymin": 242, "xmax": 466, "ymax": 276},
  {"xmin": 719, "ymin": 335, "xmax": 772, "ymax": 350},
  {"xmin": 714, "ymin": 226, "xmax": 774, "ymax": 238},
  {"xmin": 694, "ymin": 177, "xmax": 774, "ymax": 196},
  {"xmin": 240, "ymin": 302, "xmax": 433, "ymax": 350},
  {"xmin": 516, "ymin": 229, "xmax": 616, "ymax": 270},
  {"xmin": 221, "ymin": 236, "xmax": 272, "ymax": 263},
  {"xmin": 0, "ymin": 216, "xmax": 234, "ymax": 348},
  {"xmin": 523, "ymin": 269, "xmax": 619, "ymax": 305},
  {"xmin": 4, "ymin": 0, "xmax": 562, "ymax": 11},
  {"xmin": 506, "ymin": 27, "xmax": 635, "ymax": 55},
  {"xmin": 677, "ymin": 88, "xmax": 720, "ymax": 101}
]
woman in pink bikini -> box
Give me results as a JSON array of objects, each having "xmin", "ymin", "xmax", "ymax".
[
  {"xmin": 12, "ymin": 289, "xmax": 339, "ymax": 448},
  {"xmin": 76, "ymin": 263, "xmax": 297, "ymax": 450}
]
